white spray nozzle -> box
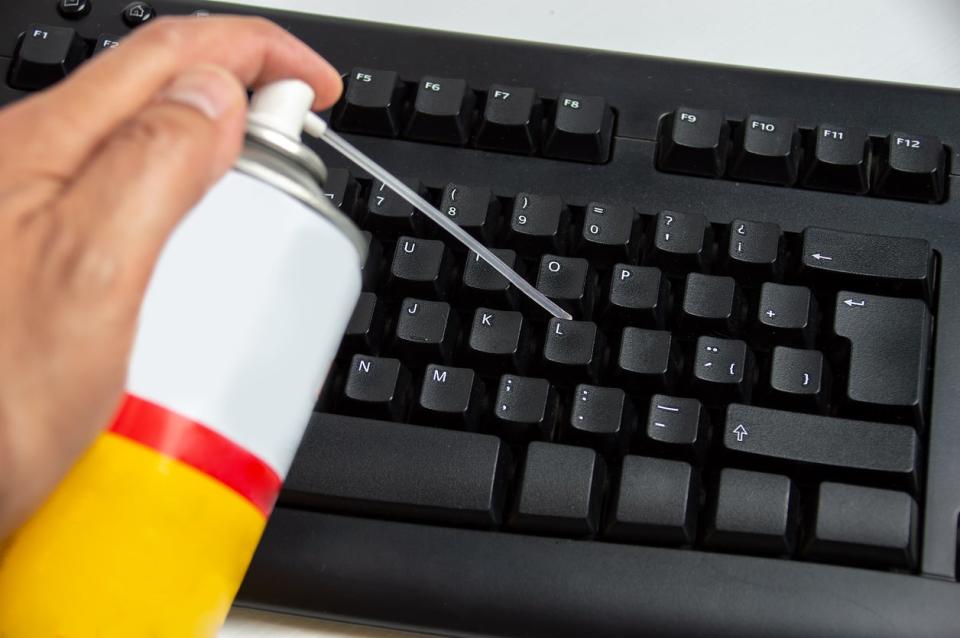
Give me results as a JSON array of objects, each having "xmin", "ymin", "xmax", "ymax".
[{"xmin": 248, "ymin": 79, "xmax": 317, "ymax": 140}]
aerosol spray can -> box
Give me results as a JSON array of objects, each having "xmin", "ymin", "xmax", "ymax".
[{"xmin": 0, "ymin": 81, "xmax": 365, "ymax": 636}]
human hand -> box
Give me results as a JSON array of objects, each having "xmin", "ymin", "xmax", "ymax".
[{"xmin": 0, "ymin": 16, "xmax": 342, "ymax": 538}]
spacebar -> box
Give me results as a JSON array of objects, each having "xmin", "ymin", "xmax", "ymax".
[{"xmin": 280, "ymin": 413, "xmax": 512, "ymax": 527}]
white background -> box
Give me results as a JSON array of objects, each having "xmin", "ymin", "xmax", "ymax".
[{"xmin": 213, "ymin": 0, "xmax": 960, "ymax": 635}]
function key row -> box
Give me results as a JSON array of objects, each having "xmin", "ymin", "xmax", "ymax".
[
  {"xmin": 656, "ymin": 107, "xmax": 948, "ymax": 203},
  {"xmin": 331, "ymin": 68, "xmax": 615, "ymax": 163}
]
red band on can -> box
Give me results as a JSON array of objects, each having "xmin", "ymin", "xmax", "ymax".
[{"xmin": 108, "ymin": 393, "xmax": 281, "ymax": 517}]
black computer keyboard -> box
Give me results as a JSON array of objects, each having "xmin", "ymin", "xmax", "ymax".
[{"xmin": 3, "ymin": 1, "xmax": 960, "ymax": 636}]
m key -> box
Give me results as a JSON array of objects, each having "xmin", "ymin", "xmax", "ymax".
[{"xmin": 833, "ymin": 292, "xmax": 932, "ymax": 426}]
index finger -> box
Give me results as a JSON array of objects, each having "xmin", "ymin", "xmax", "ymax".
[{"xmin": 3, "ymin": 15, "xmax": 342, "ymax": 180}]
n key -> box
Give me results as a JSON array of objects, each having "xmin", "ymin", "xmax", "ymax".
[{"xmin": 342, "ymin": 355, "xmax": 412, "ymax": 421}]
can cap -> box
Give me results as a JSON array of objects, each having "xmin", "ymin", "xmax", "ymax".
[{"xmin": 248, "ymin": 80, "xmax": 317, "ymax": 140}]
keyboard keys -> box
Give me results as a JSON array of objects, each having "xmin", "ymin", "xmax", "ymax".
[
  {"xmin": 726, "ymin": 220, "xmax": 782, "ymax": 279},
  {"xmin": 544, "ymin": 93, "xmax": 614, "ymax": 163},
  {"xmin": 768, "ymin": 347, "xmax": 830, "ymax": 412},
  {"xmin": 801, "ymin": 228, "xmax": 934, "ymax": 301},
  {"xmin": 705, "ymin": 469, "xmax": 797, "ymax": 555},
  {"xmin": 342, "ymin": 292, "xmax": 383, "ymax": 355},
  {"xmin": 333, "ymin": 68, "xmax": 405, "ymax": 137},
  {"xmin": 680, "ymin": 273, "xmax": 741, "ymax": 333},
  {"xmin": 535, "ymin": 255, "xmax": 595, "ymax": 317},
  {"xmin": 508, "ymin": 193, "xmax": 570, "ymax": 253},
  {"xmin": 359, "ymin": 231, "xmax": 383, "ymax": 291},
  {"xmin": 543, "ymin": 319, "xmax": 603, "ymax": 382},
  {"xmin": 509, "ymin": 442, "xmax": 605, "ymax": 536},
  {"xmin": 58, "ymin": 0, "xmax": 91, "ymax": 18},
  {"xmin": 605, "ymin": 265, "xmax": 669, "ymax": 328},
  {"xmin": 94, "ymin": 34, "xmax": 123, "ymax": 53},
  {"xmin": 417, "ymin": 365, "xmax": 486, "ymax": 431},
  {"xmin": 605, "ymin": 456, "xmax": 698, "ymax": 545},
  {"xmin": 649, "ymin": 210, "xmax": 712, "ymax": 274},
  {"xmin": 388, "ymin": 237, "xmax": 452, "ymax": 298},
  {"xmin": 474, "ymin": 85, "xmax": 541, "ymax": 154},
  {"xmin": 363, "ymin": 179, "xmax": 426, "ymax": 235},
  {"xmin": 493, "ymin": 375, "xmax": 558, "ymax": 442},
  {"xmin": 617, "ymin": 328, "xmax": 678, "ymax": 392},
  {"xmin": 803, "ymin": 482, "xmax": 917, "ymax": 569},
  {"xmin": 10, "ymin": 24, "xmax": 87, "ymax": 90},
  {"xmin": 643, "ymin": 395, "xmax": 708, "ymax": 460},
  {"xmin": 579, "ymin": 203, "xmax": 638, "ymax": 263},
  {"xmin": 723, "ymin": 404, "xmax": 920, "ymax": 491},
  {"xmin": 394, "ymin": 298, "xmax": 457, "ymax": 363},
  {"xmin": 729, "ymin": 115, "xmax": 801, "ymax": 185},
  {"xmin": 802, "ymin": 125, "xmax": 870, "ymax": 194},
  {"xmin": 656, "ymin": 107, "xmax": 729, "ymax": 177},
  {"xmin": 322, "ymin": 168, "xmax": 359, "ymax": 213},
  {"xmin": 283, "ymin": 413, "xmax": 511, "ymax": 527},
  {"xmin": 467, "ymin": 308, "xmax": 529, "ymax": 373},
  {"xmin": 873, "ymin": 132, "xmax": 946, "ymax": 202},
  {"xmin": 692, "ymin": 337, "xmax": 753, "ymax": 402},
  {"xmin": 439, "ymin": 184, "xmax": 500, "ymax": 244},
  {"xmin": 833, "ymin": 292, "xmax": 932, "ymax": 425},
  {"xmin": 566, "ymin": 385, "xmax": 635, "ymax": 453},
  {"xmin": 342, "ymin": 355, "xmax": 412, "ymax": 421},
  {"xmin": 755, "ymin": 283, "xmax": 816, "ymax": 347},
  {"xmin": 461, "ymin": 248, "xmax": 520, "ymax": 309},
  {"xmin": 406, "ymin": 76, "xmax": 476, "ymax": 145}
]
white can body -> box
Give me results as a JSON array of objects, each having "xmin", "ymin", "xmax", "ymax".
[{"xmin": 126, "ymin": 169, "xmax": 362, "ymax": 479}]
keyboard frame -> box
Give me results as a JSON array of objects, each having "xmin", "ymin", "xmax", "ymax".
[{"xmin": 3, "ymin": 1, "xmax": 960, "ymax": 635}]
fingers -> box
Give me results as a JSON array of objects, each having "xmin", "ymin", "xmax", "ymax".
[
  {"xmin": 0, "ymin": 16, "xmax": 341, "ymax": 182},
  {"xmin": 49, "ymin": 64, "xmax": 248, "ymax": 296}
]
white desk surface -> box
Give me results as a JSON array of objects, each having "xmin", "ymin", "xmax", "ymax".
[{"xmin": 213, "ymin": 0, "xmax": 960, "ymax": 635}]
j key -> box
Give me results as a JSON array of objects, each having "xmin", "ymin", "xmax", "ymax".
[
  {"xmin": 467, "ymin": 308, "xmax": 529, "ymax": 373},
  {"xmin": 724, "ymin": 404, "xmax": 920, "ymax": 491},
  {"xmin": 680, "ymin": 273, "xmax": 741, "ymax": 334},
  {"xmin": 439, "ymin": 184, "xmax": 500, "ymax": 244},
  {"xmin": 566, "ymin": 385, "xmax": 635, "ymax": 453},
  {"xmin": 705, "ymin": 469, "xmax": 797, "ymax": 556},
  {"xmin": 648, "ymin": 211, "xmax": 712, "ymax": 274},
  {"xmin": 10, "ymin": 24, "xmax": 87, "ymax": 90},
  {"xmin": 579, "ymin": 203, "xmax": 638, "ymax": 263},
  {"xmin": 394, "ymin": 298, "xmax": 457, "ymax": 363},
  {"xmin": 493, "ymin": 375, "xmax": 558, "ymax": 442},
  {"xmin": 544, "ymin": 93, "xmax": 614, "ymax": 163},
  {"xmin": 342, "ymin": 355, "xmax": 412, "ymax": 421},
  {"xmin": 803, "ymin": 482, "xmax": 917, "ymax": 569},
  {"xmin": 362, "ymin": 179, "xmax": 426, "ymax": 236},
  {"xmin": 834, "ymin": 292, "xmax": 932, "ymax": 425},
  {"xmin": 417, "ymin": 365, "xmax": 486, "ymax": 431},
  {"xmin": 768, "ymin": 347, "xmax": 830, "ymax": 412},
  {"xmin": 333, "ymin": 68, "xmax": 405, "ymax": 137},
  {"xmin": 508, "ymin": 193, "xmax": 570, "ymax": 253},
  {"xmin": 755, "ymin": 283, "xmax": 816, "ymax": 347},
  {"xmin": 321, "ymin": 168, "xmax": 358, "ymax": 213},
  {"xmin": 728, "ymin": 115, "xmax": 801, "ymax": 185},
  {"xmin": 461, "ymin": 248, "xmax": 520, "ymax": 309},
  {"xmin": 406, "ymin": 76, "xmax": 476, "ymax": 145},
  {"xmin": 802, "ymin": 125, "xmax": 870, "ymax": 194},
  {"xmin": 543, "ymin": 319, "xmax": 603, "ymax": 382},
  {"xmin": 388, "ymin": 237, "xmax": 453, "ymax": 298},
  {"xmin": 605, "ymin": 265, "xmax": 669, "ymax": 328},
  {"xmin": 727, "ymin": 220, "xmax": 782, "ymax": 279},
  {"xmin": 342, "ymin": 292, "xmax": 383, "ymax": 355},
  {"xmin": 617, "ymin": 328, "xmax": 678, "ymax": 392},
  {"xmin": 801, "ymin": 227, "xmax": 933, "ymax": 301},
  {"xmin": 283, "ymin": 413, "xmax": 511, "ymax": 527},
  {"xmin": 873, "ymin": 132, "xmax": 946, "ymax": 203},
  {"xmin": 475, "ymin": 85, "xmax": 541, "ymax": 154},
  {"xmin": 509, "ymin": 442, "xmax": 605, "ymax": 536},
  {"xmin": 644, "ymin": 395, "xmax": 708, "ymax": 460},
  {"xmin": 605, "ymin": 456, "xmax": 698, "ymax": 545},
  {"xmin": 535, "ymin": 255, "xmax": 595, "ymax": 317},
  {"xmin": 692, "ymin": 337, "xmax": 753, "ymax": 403},
  {"xmin": 656, "ymin": 107, "xmax": 729, "ymax": 177}
]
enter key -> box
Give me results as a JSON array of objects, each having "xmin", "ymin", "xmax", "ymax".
[{"xmin": 834, "ymin": 291, "xmax": 932, "ymax": 426}]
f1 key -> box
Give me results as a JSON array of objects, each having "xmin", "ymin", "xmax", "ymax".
[{"xmin": 801, "ymin": 228, "xmax": 934, "ymax": 301}]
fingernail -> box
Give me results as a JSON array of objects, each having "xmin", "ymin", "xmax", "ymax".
[{"xmin": 162, "ymin": 66, "xmax": 242, "ymax": 120}]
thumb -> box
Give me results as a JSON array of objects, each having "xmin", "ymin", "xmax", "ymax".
[{"xmin": 53, "ymin": 64, "xmax": 248, "ymax": 292}]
